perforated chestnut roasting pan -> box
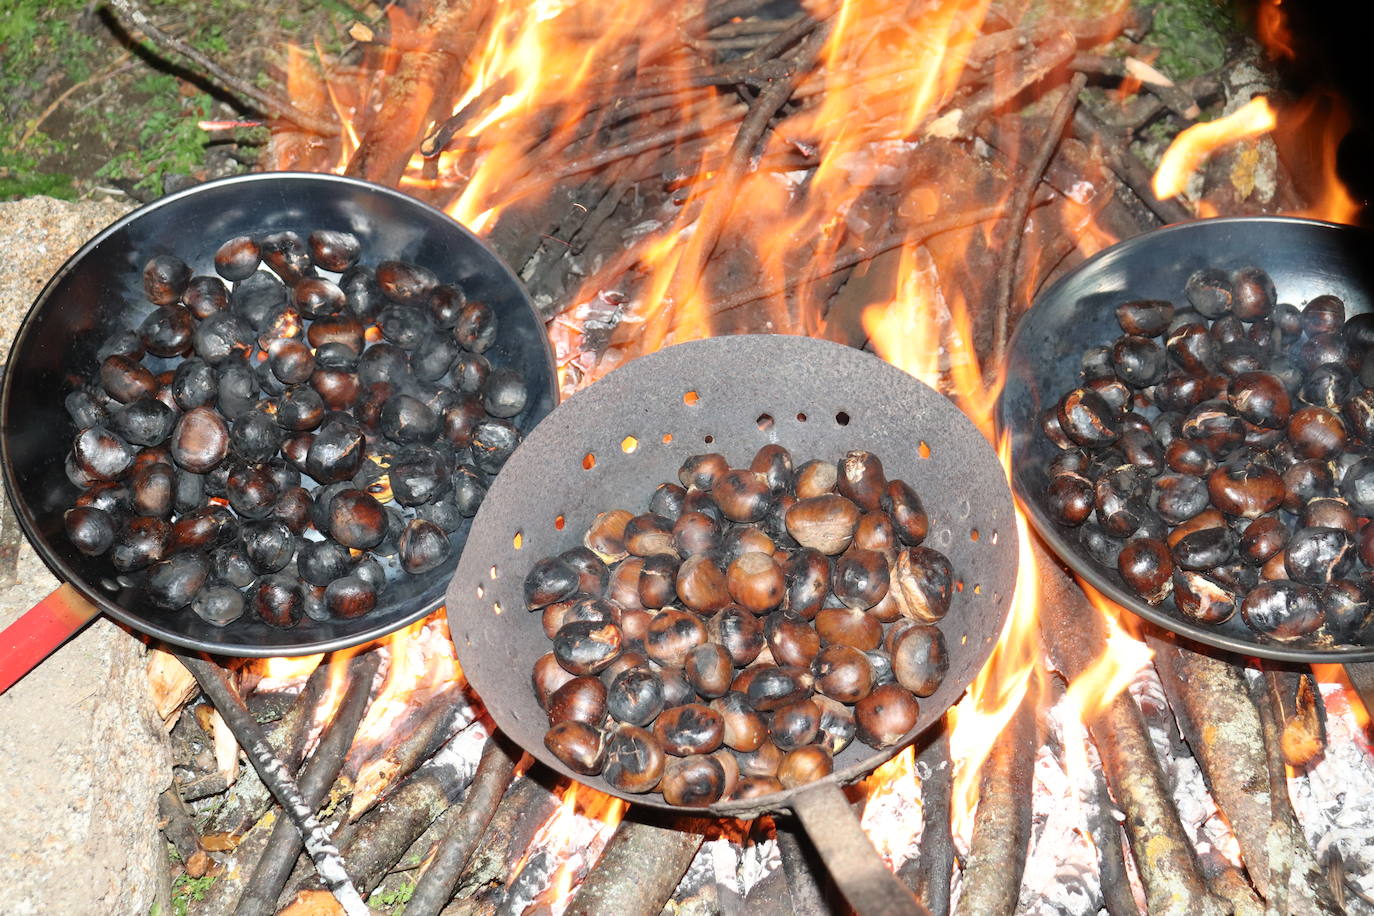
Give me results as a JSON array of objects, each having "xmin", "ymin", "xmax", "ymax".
[
  {"xmin": 0, "ymin": 172, "xmax": 557, "ymax": 683},
  {"xmin": 447, "ymin": 334, "xmax": 1019, "ymax": 916},
  {"xmin": 998, "ymin": 217, "xmax": 1374, "ymax": 706}
]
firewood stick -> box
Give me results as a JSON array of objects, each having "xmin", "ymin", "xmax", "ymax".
[
  {"xmin": 1261, "ymin": 663, "xmax": 1327, "ymax": 768},
  {"xmin": 1251, "ymin": 672, "xmax": 1343, "ymax": 915},
  {"xmin": 349, "ymin": 688, "xmax": 467, "ymax": 820},
  {"xmin": 563, "ymin": 813, "xmax": 710, "ymax": 916},
  {"xmin": 450, "ymin": 773, "xmax": 563, "ymax": 900},
  {"xmin": 1087, "ymin": 764, "xmax": 1139, "ymax": 916},
  {"xmin": 202, "ymin": 655, "xmax": 332, "ymax": 838},
  {"xmin": 405, "ymin": 735, "xmax": 521, "ymax": 916},
  {"xmin": 158, "ymin": 787, "xmax": 205, "ymax": 869},
  {"xmin": 1145, "ymin": 635, "xmax": 1276, "ymax": 898},
  {"xmin": 105, "ymin": 0, "xmax": 337, "ymax": 135},
  {"xmin": 1032, "ymin": 541, "xmax": 1226, "ymax": 916},
  {"xmin": 991, "ymin": 72, "xmax": 1086, "ymax": 377},
  {"xmin": 952, "ymin": 683, "xmax": 1039, "ymax": 916},
  {"xmin": 177, "ymin": 653, "xmax": 369, "ymax": 916},
  {"xmin": 1072, "ymin": 107, "xmax": 1192, "ymax": 225},
  {"xmin": 900, "ymin": 722, "xmax": 955, "ymax": 916},
  {"xmin": 1070, "ymin": 54, "xmax": 1200, "ymax": 120},
  {"xmin": 228, "ymin": 651, "xmax": 380, "ymax": 916},
  {"xmin": 925, "ymin": 30, "xmax": 1078, "ymax": 141}
]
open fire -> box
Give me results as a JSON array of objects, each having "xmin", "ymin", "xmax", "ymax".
[{"xmin": 140, "ymin": 0, "xmax": 1374, "ymax": 913}]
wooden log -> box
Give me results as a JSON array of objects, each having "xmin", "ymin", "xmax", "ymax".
[
  {"xmin": 1033, "ymin": 540, "xmax": 1225, "ymax": 916},
  {"xmin": 563, "ymin": 812, "xmax": 710, "ymax": 916},
  {"xmin": 451, "ymin": 772, "xmax": 563, "ymax": 901},
  {"xmin": 345, "ymin": 0, "xmax": 492, "ymax": 185},
  {"xmin": 899, "ymin": 722, "xmax": 955, "ymax": 916},
  {"xmin": 1145, "ymin": 635, "xmax": 1275, "ymax": 899},
  {"xmin": 229, "ymin": 651, "xmax": 381, "ymax": 916},
  {"xmin": 349, "ymin": 689, "xmax": 465, "ymax": 820},
  {"xmin": 1087, "ymin": 764, "xmax": 1139, "ymax": 916},
  {"xmin": 404, "ymin": 735, "xmax": 521, "ymax": 916},
  {"xmin": 952, "ymin": 686, "xmax": 1039, "ymax": 916},
  {"xmin": 1261, "ymin": 664, "xmax": 1327, "ymax": 768}
]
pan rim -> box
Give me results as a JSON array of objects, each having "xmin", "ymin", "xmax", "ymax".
[
  {"xmin": 999, "ymin": 214, "xmax": 1374, "ymax": 664},
  {"xmin": 0, "ymin": 170, "xmax": 559, "ymax": 658}
]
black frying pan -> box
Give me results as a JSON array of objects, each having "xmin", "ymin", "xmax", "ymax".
[
  {"xmin": 0, "ymin": 172, "xmax": 557, "ymax": 686},
  {"xmin": 446, "ymin": 334, "xmax": 1020, "ymax": 915},
  {"xmin": 998, "ymin": 216, "xmax": 1374, "ymax": 703}
]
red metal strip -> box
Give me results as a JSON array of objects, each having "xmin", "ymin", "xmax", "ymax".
[{"xmin": 0, "ymin": 584, "xmax": 101, "ymax": 694}]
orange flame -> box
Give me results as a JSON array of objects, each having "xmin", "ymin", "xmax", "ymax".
[
  {"xmin": 1257, "ymin": 0, "xmax": 1296, "ymax": 62},
  {"xmin": 1152, "ymin": 96, "xmax": 1279, "ymax": 201}
]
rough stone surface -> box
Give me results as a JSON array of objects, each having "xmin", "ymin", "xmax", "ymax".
[{"xmin": 0, "ymin": 195, "xmax": 174, "ymax": 916}]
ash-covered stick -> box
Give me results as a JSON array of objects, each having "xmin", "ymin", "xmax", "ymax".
[
  {"xmin": 1251, "ymin": 672, "xmax": 1343, "ymax": 915},
  {"xmin": 405, "ymin": 735, "xmax": 520, "ymax": 916},
  {"xmin": 177, "ymin": 652, "xmax": 370, "ymax": 916},
  {"xmin": 563, "ymin": 813, "xmax": 710, "ymax": 916},
  {"xmin": 1146, "ymin": 635, "xmax": 1276, "ymax": 899},
  {"xmin": 901, "ymin": 722, "xmax": 954, "ymax": 916},
  {"xmin": 1087, "ymin": 764, "xmax": 1139, "ymax": 916},
  {"xmin": 449, "ymin": 773, "xmax": 563, "ymax": 900},
  {"xmin": 952, "ymin": 684, "xmax": 1039, "ymax": 916},
  {"xmin": 991, "ymin": 71, "xmax": 1086, "ymax": 374},
  {"xmin": 1032, "ymin": 542, "xmax": 1226, "ymax": 916},
  {"xmin": 232, "ymin": 650, "xmax": 381, "ymax": 916}
]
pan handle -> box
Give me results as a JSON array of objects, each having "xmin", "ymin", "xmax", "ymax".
[
  {"xmin": 789, "ymin": 778, "xmax": 930, "ymax": 916},
  {"xmin": 0, "ymin": 584, "xmax": 101, "ymax": 694},
  {"xmin": 1344, "ymin": 662, "xmax": 1374, "ymax": 723}
]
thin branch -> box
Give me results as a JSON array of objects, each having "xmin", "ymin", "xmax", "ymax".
[
  {"xmin": 106, "ymin": 0, "xmax": 338, "ymax": 135},
  {"xmin": 992, "ymin": 72, "xmax": 1086, "ymax": 373}
]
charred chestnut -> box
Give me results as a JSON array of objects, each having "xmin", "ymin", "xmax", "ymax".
[
  {"xmin": 545, "ymin": 720, "xmax": 606, "ymax": 775},
  {"xmin": 661, "ymin": 754, "xmax": 726, "ymax": 807},
  {"xmin": 854, "ymin": 683, "xmax": 919, "ymax": 748},
  {"xmin": 1118, "ymin": 537, "xmax": 1173, "ymax": 604},
  {"xmin": 1240, "ymin": 580, "xmax": 1323, "ymax": 641},
  {"xmin": 602, "ymin": 725, "xmax": 666, "ymax": 794}
]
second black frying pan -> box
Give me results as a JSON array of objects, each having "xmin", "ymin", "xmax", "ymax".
[
  {"xmin": 448, "ymin": 334, "xmax": 1020, "ymax": 915},
  {"xmin": 998, "ymin": 217, "xmax": 1374, "ymax": 705}
]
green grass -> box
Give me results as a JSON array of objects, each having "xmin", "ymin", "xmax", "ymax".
[
  {"xmin": 369, "ymin": 876, "xmax": 417, "ymax": 912},
  {"xmin": 1146, "ymin": 0, "xmax": 1242, "ymax": 80},
  {"xmin": 168, "ymin": 873, "xmax": 216, "ymax": 916}
]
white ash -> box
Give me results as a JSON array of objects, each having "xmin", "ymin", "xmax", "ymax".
[{"xmin": 1288, "ymin": 681, "xmax": 1374, "ymax": 913}]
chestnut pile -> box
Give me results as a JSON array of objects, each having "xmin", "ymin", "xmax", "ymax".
[
  {"xmin": 1042, "ymin": 267, "xmax": 1374, "ymax": 644},
  {"xmin": 524, "ymin": 447, "xmax": 955, "ymax": 807},
  {"xmin": 63, "ymin": 231, "xmax": 527, "ymax": 628}
]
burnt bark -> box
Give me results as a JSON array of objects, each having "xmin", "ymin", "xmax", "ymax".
[{"xmin": 563, "ymin": 812, "xmax": 710, "ymax": 916}]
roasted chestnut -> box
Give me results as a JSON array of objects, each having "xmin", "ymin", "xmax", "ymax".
[
  {"xmin": 854, "ymin": 683, "xmax": 919, "ymax": 748},
  {"xmin": 660, "ymin": 754, "xmax": 726, "ymax": 807},
  {"xmin": 602, "ymin": 725, "xmax": 666, "ymax": 793}
]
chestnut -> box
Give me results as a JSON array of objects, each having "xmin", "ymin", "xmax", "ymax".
[
  {"xmin": 553, "ymin": 620, "xmax": 623, "ymax": 675},
  {"xmin": 1117, "ymin": 537, "xmax": 1173, "ymax": 604},
  {"xmin": 1321, "ymin": 579, "xmax": 1372, "ymax": 641},
  {"xmin": 650, "ymin": 483, "xmax": 687, "ymax": 520},
  {"xmin": 1227, "ymin": 371, "xmax": 1290, "ymax": 428},
  {"xmin": 854, "ymin": 683, "xmax": 919, "ymax": 748},
  {"xmin": 325, "ymin": 576, "xmax": 377, "ymax": 620},
  {"xmin": 524, "ymin": 556, "xmax": 581, "ymax": 609},
  {"xmin": 658, "ymin": 665, "xmax": 695, "ymax": 708},
  {"xmin": 585, "ymin": 509, "xmax": 633, "ymax": 562},
  {"xmin": 1284, "ymin": 526, "xmax": 1354, "ymax": 585},
  {"xmin": 1240, "ymin": 580, "xmax": 1323, "ymax": 641},
  {"xmin": 1153, "ymin": 474, "xmax": 1208, "ymax": 525},
  {"xmin": 712, "ymin": 469, "xmax": 772, "ymax": 522},
  {"xmin": 399, "ymin": 518, "xmax": 451, "ymax": 574},
  {"xmin": 814, "ymin": 695, "xmax": 857, "ymax": 755},
  {"xmin": 778, "ymin": 745, "xmax": 834, "ymax": 789},
  {"xmin": 652, "ymin": 703, "xmax": 724, "ymax": 756},
  {"xmin": 253, "ymin": 575, "xmax": 304, "ymax": 628},
  {"xmin": 853, "ymin": 511, "xmax": 900, "ymax": 558},
  {"xmin": 783, "ymin": 549, "xmax": 830, "ymax": 619},
  {"xmin": 672, "ymin": 511, "xmax": 721, "ymax": 556},
  {"xmin": 745, "ymin": 665, "xmax": 814, "ymax": 711},
  {"xmin": 192, "ymin": 586, "xmax": 245, "ymax": 627},
  {"xmin": 764, "ymin": 611, "xmax": 821, "ymax": 667},
  {"xmin": 1171, "ymin": 525, "xmax": 1237, "ymax": 571},
  {"xmin": 890, "ymin": 546, "xmax": 954, "ymax": 622},
  {"xmin": 545, "ymin": 720, "xmax": 607, "ymax": 776},
  {"xmin": 1057, "ymin": 388, "xmax": 1120, "ymax": 447},
  {"xmin": 785, "ymin": 494, "xmax": 861, "ymax": 555},
  {"xmin": 607, "ymin": 557, "xmax": 646, "ymax": 611},
  {"xmin": 625, "ymin": 513, "xmax": 678, "ymax": 557},
  {"xmin": 548, "ymin": 676, "xmax": 608, "ymax": 727},
  {"xmin": 726, "ymin": 551, "xmax": 786, "ymax": 613},
  {"xmin": 1282, "ymin": 459, "xmax": 1333, "ymax": 511},
  {"xmin": 636, "ymin": 554, "xmax": 678, "ymax": 609},
  {"xmin": 1117, "ymin": 299, "xmax": 1174, "ymax": 337},
  {"xmin": 751, "ymin": 444, "xmax": 793, "ymax": 494},
  {"xmin": 814, "ymin": 606, "xmax": 882, "ymax": 651},
  {"xmin": 111, "ymin": 516, "xmax": 170, "ymax": 572},
  {"xmin": 73, "ymin": 426, "xmax": 136, "ymax": 481},
  {"xmin": 1301, "ymin": 497, "xmax": 1356, "ymax": 534},
  {"xmin": 1111, "ymin": 335, "xmax": 1165, "ymax": 387},
  {"xmin": 790, "ymin": 458, "xmax": 837, "ymax": 499},
  {"xmin": 1231, "ymin": 266, "xmax": 1275, "ymax": 320},
  {"xmin": 812, "ymin": 644, "xmax": 873, "ymax": 703},
  {"xmin": 770, "ymin": 698, "xmax": 822, "ymax": 750},
  {"xmin": 65, "ymin": 506, "xmax": 117, "ymax": 556},
  {"xmin": 534, "ymin": 652, "xmax": 578, "ymax": 708},
  {"xmin": 602, "ymin": 725, "xmax": 666, "ymax": 794},
  {"xmin": 1240, "ymin": 515, "xmax": 1288, "ymax": 565},
  {"xmin": 837, "ymin": 451, "xmax": 886, "ymax": 511},
  {"xmin": 1288, "ymin": 406, "xmax": 1347, "ymax": 460},
  {"xmin": 1340, "ymin": 457, "xmax": 1374, "ymax": 516},
  {"xmin": 736, "ymin": 740, "xmax": 784, "ymax": 777},
  {"xmin": 1207, "ymin": 463, "xmax": 1283, "ymax": 518},
  {"xmin": 890, "ymin": 624, "xmax": 947, "ymax": 697},
  {"xmin": 679, "ymin": 453, "xmax": 730, "ymax": 490},
  {"xmin": 832, "ymin": 548, "xmax": 890, "ymax": 609},
  {"xmin": 1172, "ymin": 570, "xmax": 1237, "ymax": 624},
  {"xmin": 708, "ymin": 606, "xmax": 765, "ymax": 666},
  {"xmin": 607, "ymin": 668, "xmax": 665, "ymax": 726},
  {"xmin": 661, "ymin": 754, "xmax": 726, "ymax": 807},
  {"xmin": 685, "ymin": 643, "xmax": 734, "ymax": 698},
  {"xmin": 711, "ymin": 692, "xmax": 767, "ymax": 752},
  {"xmin": 676, "ymin": 555, "xmax": 730, "ymax": 614},
  {"xmin": 645, "ymin": 608, "xmax": 707, "ymax": 667}
]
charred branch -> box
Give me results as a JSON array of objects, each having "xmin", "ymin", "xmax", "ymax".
[
  {"xmin": 350, "ymin": 688, "xmax": 466, "ymax": 820},
  {"xmin": 900, "ymin": 721, "xmax": 955, "ymax": 916},
  {"xmin": 1261, "ymin": 664, "xmax": 1327, "ymax": 768},
  {"xmin": 405, "ymin": 735, "xmax": 521, "ymax": 916},
  {"xmin": 451, "ymin": 773, "xmax": 563, "ymax": 901},
  {"xmin": 563, "ymin": 813, "xmax": 711, "ymax": 916}
]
